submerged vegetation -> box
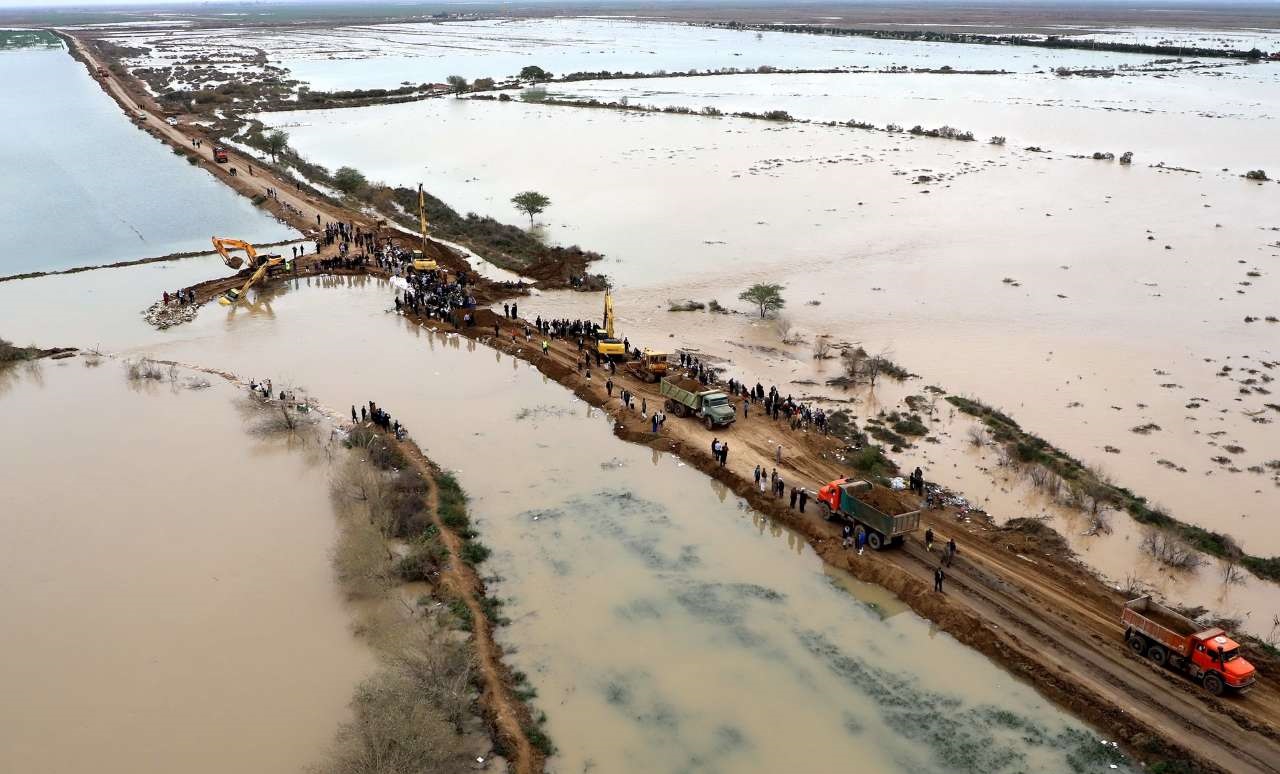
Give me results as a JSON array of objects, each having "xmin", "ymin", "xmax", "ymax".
[
  {"xmin": 946, "ymin": 394, "xmax": 1280, "ymax": 581},
  {"xmin": 0, "ymin": 337, "xmax": 40, "ymax": 363}
]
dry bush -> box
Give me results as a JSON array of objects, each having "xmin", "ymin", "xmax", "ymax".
[
  {"xmin": 1220, "ymin": 542, "xmax": 1246, "ymax": 586},
  {"xmin": 775, "ymin": 316, "xmax": 805, "ymax": 345},
  {"xmin": 388, "ymin": 620, "xmax": 475, "ymax": 733},
  {"xmin": 1121, "ymin": 573, "xmax": 1147, "ymax": 598},
  {"xmin": 245, "ymin": 399, "xmax": 320, "ymax": 437},
  {"xmin": 315, "ymin": 670, "xmax": 472, "ymax": 774},
  {"xmin": 124, "ymin": 358, "xmax": 165, "ymax": 381},
  {"xmin": 1141, "ymin": 530, "xmax": 1204, "ymax": 571},
  {"xmin": 331, "ymin": 504, "xmax": 394, "ymax": 600},
  {"xmin": 966, "ymin": 425, "xmax": 989, "ymax": 447}
]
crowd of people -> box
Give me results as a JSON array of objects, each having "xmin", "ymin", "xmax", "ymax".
[
  {"xmin": 353, "ymin": 400, "xmax": 406, "ymax": 440},
  {"xmin": 161, "ymin": 287, "xmax": 198, "ymax": 306}
]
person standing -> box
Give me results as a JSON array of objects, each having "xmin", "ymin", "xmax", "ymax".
[
  {"xmin": 841, "ymin": 523, "xmax": 853, "ymax": 548},
  {"xmin": 789, "ymin": 487, "xmax": 798, "ymax": 510},
  {"xmin": 856, "ymin": 526, "xmax": 867, "ymax": 555},
  {"xmin": 924, "ymin": 527, "xmax": 935, "ymax": 552},
  {"xmin": 946, "ymin": 537, "xmax": 957, "ymax": 567},
  {"xmin": 351, "ymin": 405, "xmax": 357, "ymax": 423},
  {"xmin": 798, "ymin": 488, "xmax": 809, "ymax": 513},
  {"xmin": 934, "ymin": 566, "xmax": 945, "ymax": 593},
  {"xmin": 719, "ymin": 442, "xmax": 728, "ymax": 467}
]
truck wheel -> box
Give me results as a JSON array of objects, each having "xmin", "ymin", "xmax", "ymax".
[
  {"xmin": 867, "ymin": 532, "xmax": 884, "ymax": 550},
  {"xmin": 820, "ymin": 502, "xmax": 833, "ymax": 522},
  {"xmin": 704, "ymin": 415, "xmax": 715, "ymax": 431},
  {"xmin": 1147, "ymin": 644, "xmax": 1167, "ymax": 666},
  {"xmin": 1203, "ymin": 674, "xmax": 1225, "ymax": 696},
  {"xmin": 1127, "ymin": 634, "xmax": 1145, "ymax": 655}
]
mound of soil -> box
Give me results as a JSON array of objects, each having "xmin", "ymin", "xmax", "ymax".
[
  {"xmin": 854, "ymin": 483, "xmax": 919, "ymax": 515},
  {"xmin": 998, "ymin": 517, "xmax": 1072, "ymax": 557}
]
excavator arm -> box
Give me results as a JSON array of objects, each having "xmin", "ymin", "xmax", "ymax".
[
  {"xmin": 213, "ymin": 237, "xmax": 282, "ymax": 306},
  {"xmin": 212, "ymin": 236, "xmax": 259, "ymax": 270}
]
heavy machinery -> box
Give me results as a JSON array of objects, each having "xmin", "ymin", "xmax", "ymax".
[
  {"xmin": 659, "ymin": 376, "xmax": 735, "ymax": 429},
  {"xmin": 594, "ymin": 290, "xmax": 625, "ymax": 360},
  {"xmin": 816, "ymin": 478, "xmax": 920, "ymax": 550},
  {"xmin": 412, "ymin": 184, "xmax": 438, "ymax": 272},
  {"xmin": 625, "ymin": 349, "xmax": 669, "ymax": 383},
  {"xmin": 212, "ymin": 237, "xmax": 284, "ymax": 306},
  {"xmin": 1122, "ymin": 596, "xmax": 1257, "ymax": 695},
  {"xmin": 212, "ymin": 146, "xmax": 228, "ymax": 163}
]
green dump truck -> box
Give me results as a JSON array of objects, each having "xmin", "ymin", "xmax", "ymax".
[
  {"xmin": 816, "ymin": 478, "xmax": 921, "ymax": 549},
  {"xmin": 659, "ymin": 376, "xmax": 736, "ymax": 430}
]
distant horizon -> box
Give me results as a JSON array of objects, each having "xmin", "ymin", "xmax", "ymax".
[{"xmin": 7, "ymin": 0, "xmax": 1280, "ymax": 9}]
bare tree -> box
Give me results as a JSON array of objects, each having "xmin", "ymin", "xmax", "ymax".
[
  {"xmin": 1141, "ymin": 530, "xmax": 1203, "ymax": 571},
  {"xmin": 812, "ymin": 336, "xmax": 832, "ymax": 360}
]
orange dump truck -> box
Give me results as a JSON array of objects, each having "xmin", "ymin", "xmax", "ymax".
[{"xmin": 1122, "ymin": 596, "xmax": 1257, "ymax": 695}]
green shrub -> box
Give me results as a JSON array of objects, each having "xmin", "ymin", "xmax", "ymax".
[{"xmin": 460, "ymin": 541, "xmax": 491, "ymax": 566}]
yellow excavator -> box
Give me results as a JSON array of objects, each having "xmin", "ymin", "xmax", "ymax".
[
  {"xmin": 412, "ymin": 184, "xmax": 438, "ymax": 273},
  {"xmin": 594, "ymin": 290, "xmax": 626, "ymax": 360},
  {"xmin": 212, "ymin": 237, "xmax": 285, "ymax": 306}
]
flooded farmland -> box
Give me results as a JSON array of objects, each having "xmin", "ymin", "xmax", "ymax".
[
  {"xmin": 102, "ymin": 16, "xmax": 1165, "ymax": 93},
  {"xmin": 262, "ymin": 94, "xmax": 1279, "ymax": 563},
  {"xmin": 0, "ymin": 44, "xmax": 296, "ymax": 276},
  {"xmin": 0, "ymin": 360, "xmax": 371, "ymax": 774}
]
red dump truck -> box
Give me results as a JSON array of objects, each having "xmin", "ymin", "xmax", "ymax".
[
  {"xmin": 816, "ymin": 478, "xmax": 920, "ymax": 550},
  {"xmin": 1122, "ymin": 596, "xmax": 1257, "ymax": 695},
  {"xmin": 212, "ymin": 146, "xmax": 229, "ymax": 163}
]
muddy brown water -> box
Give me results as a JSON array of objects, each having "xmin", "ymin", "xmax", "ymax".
[
  {"xmin": 92, "ymin": 279, "xmax": 1135, "ymax": 773},
  {"xmin": 0, "ymin": 361, "xmax": 373, "ymax": 774},
  {"xmin": 263, "ymin": 95, "xmax": 1279, "ymax": 570}
]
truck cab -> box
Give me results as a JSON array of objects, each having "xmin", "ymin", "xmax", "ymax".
[
  {"xmin": 213, "ymin": 146, "xmax": 229, "ymax": 163},
  {"xmin": 1190, "ymin": 633, "xmax": 1256, "ymax": 691}
]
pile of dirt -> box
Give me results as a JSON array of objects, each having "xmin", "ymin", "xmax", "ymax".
[
  {"xmin": 998, "ymin": 517, "xmax": 1073, "ymax": 557},
  {"xmin": 142, "ymin": 301, "xmax": 198, "ymax": 329},
  {"xmin": 854, "ymin": 483, "xmax": 919, "ymax": 515}
]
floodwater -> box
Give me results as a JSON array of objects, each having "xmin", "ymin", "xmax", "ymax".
[
  {"xmin": 95, "ymin": 279, "xmax": 1132, "ymax": 773},
  {"xmin": 0, "ymin": 45, "xmax": 296, "ymax": 276},
  {"xmin": 104, "ymin": 16, "xmax": 1166, "ymax": 93},
  {"xmin": 261, "ymin": 97, "xmax": 1280, "ymax": 566},
  {"xmin": 0, "ymin": 360, "xmax": 372, "ymax": 774},
  {"xmin": 547, "ymin": 63, "xmax": 1280, "ymax": 171}
]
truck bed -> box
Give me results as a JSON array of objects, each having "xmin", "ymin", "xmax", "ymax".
[
  {"xmin": 1122, "ymin": 596, "xmax": 1198, "ymax": 655},
  {"xmin": 664, "ymin": 375, "xmax": 705, "ymax": 394}
]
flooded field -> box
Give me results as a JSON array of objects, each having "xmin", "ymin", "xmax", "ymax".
[
  {"xmin": 261, "ymin": 97, "xmax": 1279, "ymax": 566},
  {"xmin": 83, "ymin": 279, "xmax": 1131, "ymax": 774},
  {"xmin": 103, "ymin": 16, "xmax": 1164, "ymax": 93},
  {"xmin": 0, "ymin": 45, "xmax": 295, "ymax": 276},
  {"xmin": 0, "ymin": 360, "xmax": 371, "ymax": 774},
  {"xmin": 548, "ymin": 63, "xmax": 1280, "ymax": 171}
]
